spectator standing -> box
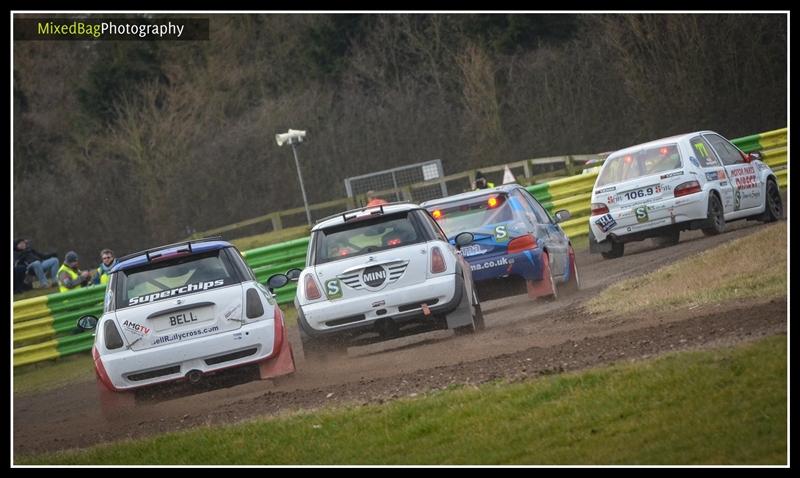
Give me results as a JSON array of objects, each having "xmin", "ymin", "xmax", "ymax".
[{"xmin": 474, "ymin": 171, "xmax": 495, "ymax": 190}]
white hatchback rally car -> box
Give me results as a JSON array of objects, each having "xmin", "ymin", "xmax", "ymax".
[
  {"xmin": 270, "ymin": 203, "xmax": 484, "ymax": 358},
  {"xmin": 77, "ymin": 238, "xmax": 296, "ymax": 411},
  {"xmin": 588, "ymin": 131, "xmax": 783, "ymax": 259}
]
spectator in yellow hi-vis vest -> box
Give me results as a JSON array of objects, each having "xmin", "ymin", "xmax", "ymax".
[
  {"xmin": 92, "ymin": 248, "xmax": 117, "ymax": 286},
  {"xmin": 57, "ymin": 251, "xmax": 93, "ymax": 292}
]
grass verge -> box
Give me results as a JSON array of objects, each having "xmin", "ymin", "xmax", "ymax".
[
  {"xmin": 13, "ymin": 353, "xmax": 95, "ymax": 395},
  {"xmin": 587, "ymin": 222, "xmax": 786, "ymax": 315},
  {"xmin": 18, "ymin": 335, "xmax": 787, "ymax": 465}
]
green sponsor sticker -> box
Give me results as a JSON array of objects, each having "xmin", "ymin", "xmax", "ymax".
[
  {"xmin": 635, "ymin": 206, "xmax": 649, "ymax": 223},
  {"xmin": 325, "ymin": 279, "xmax": 343, "ymax": 300},
  {"xmin": 495, "ymin": 225, "xmax": 509, "ymax": 242}
]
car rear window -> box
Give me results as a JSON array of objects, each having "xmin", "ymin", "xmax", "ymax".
[
  {"xmin": 596, "ymin": 144, "xmax": 682, "ymax": 187},
  {"xmin": 314, "ymin": 211, "xmax": 425, "ymax": 264},
  {"xmin": 426, "ymin": 193, "xmax": 514, "ymax": 237},
  {"xmin": 116, "ymin": 249, "xmax": 239, "ymax": 309}
]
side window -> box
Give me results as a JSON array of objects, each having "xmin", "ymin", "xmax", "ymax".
[
  {"xmin": 704, "ymin": 134, "xmax": 743, "ymax": 166},
  {"xmin": 516, "ymin": 189, "xmax": 552, "ymax": 224},
  {"xmin": 415, "ymin": 210, "xmax": 448, "ymax": 241},
  {"xmin": 225, "ymin": 248, "xmax": 256, "ymax": 282},
  {"xmin": 689, "ymin": 136, "xmax": 721, "ymax": 168}
]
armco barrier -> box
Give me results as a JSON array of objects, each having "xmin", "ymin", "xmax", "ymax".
[{"xmin": 13, "ymin": 128, "xmax": 787, "ymax": 367}]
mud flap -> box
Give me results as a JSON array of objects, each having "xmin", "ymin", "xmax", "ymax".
[
  {"xmin": 258, "ymin": 325, "xmax": 296, "ymax": 380},
  {"xmin": 527, "ymin": 252, "xmax": 556, "ymax": 300},
  {"xmin": 445, "ymin": 281, "xmax": 475, "ymax": 331}
]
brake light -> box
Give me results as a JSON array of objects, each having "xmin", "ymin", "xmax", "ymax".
[
  {"xmin": 659, "ymin": 147, "xmax": 669, "ymax": 155},
  {"xmin": 387, "ymin": 238, "xmax": 401, "ymax": 246},
  {"xmin": 431, "ymin": 247, "xmax": 447, "ymax": 273},
  {"xmin": 674, "ymin": 180, "xmax": 702, "ymax": 197},
  {"xmin": 304, "ymin": 274, "xmax": 321, "ymax": 300},
  {"xmin": 104, "ymin": 321, "xmax": 124, "ymax": 350},
  {"xmin": 508, "ymin": 234, "xmax": 537, "ymax": 254},
  {"xmin": 432, "ymin": 209, "xmax": 442, "ymax": 219},
  {"xmin": 591, "ymin": 203, "xmax": 609, "ymax": 215},
  {"xmin": 624, "ymin": 155, "xmax": 633, "ymax": 164}
]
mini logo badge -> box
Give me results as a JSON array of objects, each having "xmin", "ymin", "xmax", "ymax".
[{"xmin": 362, "ymin": 265, "xmax": 387, "ymax": 288}]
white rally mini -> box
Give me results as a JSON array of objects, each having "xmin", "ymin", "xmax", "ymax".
[
  {"xmin": 269, "ymin": 203, "xmax": 483, "ymax": 360},
  {"xmin": 588, "ymin": 131, "xmax": 783, "ymax": 259},
  {"xmin": 77, "ymin": 238, "xmax": 296, "ymax": 415}
]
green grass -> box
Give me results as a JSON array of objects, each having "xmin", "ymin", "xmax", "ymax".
[
  {"xmin": 14, "ymin": 353, "xmax": 95, "ymax": 395},
  {"xmin": 229, "ymin": 225, "xmax": 310, "ymax": 252},
  {"xmin": 18, "ymin": 336, "xmax": 787, "ymax": 465},
  {"xmin": 588, "ymin": 222, "xmax": 787, "ymax": 315}
]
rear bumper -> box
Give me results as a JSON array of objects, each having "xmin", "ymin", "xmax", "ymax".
[
  {"xmin": 589, "ymin": 192, "xmax": 709, "ymax": 246},
  {"xmin": 98, "ymin": 318, "xmax": 279, "ymax": 391},
  {"xmin": 466, "ymin": 248, "xmax": 543, "ymax": 283},
  {"xmin": 297, "ymin": 273, "xmax": 463, "ymax": 338}
]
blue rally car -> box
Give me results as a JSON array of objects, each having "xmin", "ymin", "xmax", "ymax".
[{"xmin": 421, "ymin": 184, "xmax": 580, "ymax": 300}]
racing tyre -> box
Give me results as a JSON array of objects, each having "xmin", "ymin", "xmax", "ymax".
[
  {"xmin": 762, "ymin": 179, "xmax": 783, "ymax": 222},
  {"xmin": 702, "ymin": 194, "xmax": 726, "ymax": 236},
  {"xmin": 299, "ymin": 328, "xmax": 344, "ymax": 362},
  {"xmin": 601, "ymin": 241, "xmax": 624, "ymax": 260},
  {"xmin": 652, "ymin": 229, "xmax": 680, "ymax": 248},
  {"xmin": 562, "ymin": 246, "xmax": 581, "ymax": 294},
  {"xmin": 453, "ymin": 283, "xmax": 483, "ymax": 335}
]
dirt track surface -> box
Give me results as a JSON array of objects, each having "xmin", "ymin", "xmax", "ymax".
[{"xmin": 13, "ymin": 220, "xmax": 788, "ymax": 457}]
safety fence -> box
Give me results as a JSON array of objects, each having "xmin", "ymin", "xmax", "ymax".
[{"xmin": 13, "ymin": 128, "xmax": 787, "ymax": 367}]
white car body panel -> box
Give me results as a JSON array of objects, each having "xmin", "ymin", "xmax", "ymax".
[{"xmin": 589, "ymin": 131, "xmax": 775, "ymax": 243}]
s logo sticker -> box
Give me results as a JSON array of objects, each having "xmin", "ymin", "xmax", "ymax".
[
  {"xmin": 325, "ymin": 279, "xmax": 343, "ymax": 300},
  {"xmin": 635, "ymin": 206, "xmax": 649, "ymax": 223},
  {"xmin": 495, "ymin": 225, "xmax": 509, "ymax": 242}
]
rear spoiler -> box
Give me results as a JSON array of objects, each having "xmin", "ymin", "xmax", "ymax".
[{"xmin": 117, "ymin": 236, "xmax": 224, "ymax": 264}]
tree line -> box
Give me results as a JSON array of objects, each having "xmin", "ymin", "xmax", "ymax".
[{"xmin": 13, "ymin": 13, "xmax": 787, "ymax": 264}]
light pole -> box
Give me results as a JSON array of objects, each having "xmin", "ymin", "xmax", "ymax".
[{"xmin": 276, "ymin": 129, "xmax": 312, "ymax": 226}]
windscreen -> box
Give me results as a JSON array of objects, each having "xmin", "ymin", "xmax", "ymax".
[
  {"xmin": 426, "ymin": 194, "xmax": 514, "ymax": 237},
  {"xmin": 315, "ymin": 211, "xmax": 424, "ymax": 264},
  {"xmin": 116, "ymin": 249, "xmax": 238, "ymax": 309},
  {"xmin": 596, "ymin": 144, "xmax": 682, "ymax": 187}
]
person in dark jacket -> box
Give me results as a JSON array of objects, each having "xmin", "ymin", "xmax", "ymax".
[{"xmin": 14, "ymin": 239, "xmax": 59, "ymax": 290}]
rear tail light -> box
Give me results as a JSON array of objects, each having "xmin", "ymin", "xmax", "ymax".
[
  {"xmin": 674, "ymin": 180, "xmax": 702, "ymax": 197},
  {"xmin": 246, "ymin": 288, "xmax": 265, "ymax": 319},
  {"xmin": 591, "ymin": 203, "xmax": 609, "ymax": 215},
  {"xmin": 104, "ymin": 321, "xmax": 124, "ymax": 350},
  {"xmin": 508, "ymin": 234, "xmax": 538, "ymax": 254},
  {"xmin": 431, "ymin": 247, "xmax": 447, "ymax": 273},
  {"xmin": 304, "ymin": 274, "xmax": 322, "ymax": 300}
]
